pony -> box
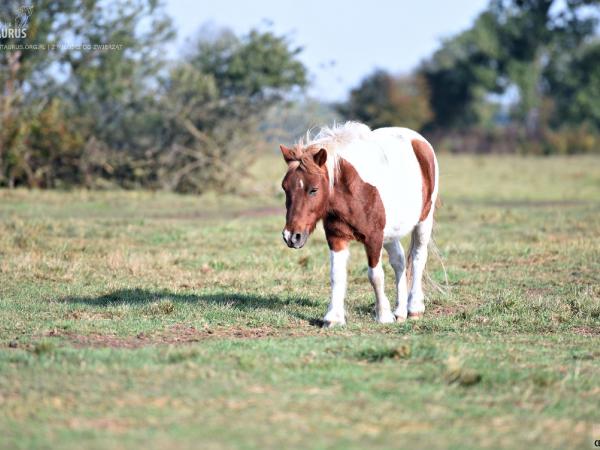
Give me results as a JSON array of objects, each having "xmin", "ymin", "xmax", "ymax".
[{"xmin": 280, "ymin": 122, "xmax": 439, "ymax": 327}]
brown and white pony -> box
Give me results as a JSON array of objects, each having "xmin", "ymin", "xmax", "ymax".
[{"xmin": 280, "ymin": 122, "xmax": 438, "ymax": 327}]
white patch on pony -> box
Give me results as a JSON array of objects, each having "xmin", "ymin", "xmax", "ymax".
[
  {"xmin": 298, "ymin": 179, "xmax": 304, "ymax": 189},
  {"xmin": 323, "ymin": 248, "xmax": 349, "ymax": 326}
]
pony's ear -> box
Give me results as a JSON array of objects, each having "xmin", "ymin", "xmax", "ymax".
[
  {"xmin": 280, "ymin": 145, "xmax": 295, "ymax": 164},
  {"xmin": 313, "ymin": 148, "xmax": 327, "ymax": 167}
]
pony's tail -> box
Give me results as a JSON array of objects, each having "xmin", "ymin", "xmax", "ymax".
[
  {"xmin": 406, "ymin": 230, "xmax": 416, "ymax": 289},
  {"xmin": 426, "ymin": 234, "xmax": 449, "ymax": 295}
]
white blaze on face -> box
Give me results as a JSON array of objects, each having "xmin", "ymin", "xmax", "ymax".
[{"xmin": 299, "ymin": 179, "xmax": 304, "ymax": 189}]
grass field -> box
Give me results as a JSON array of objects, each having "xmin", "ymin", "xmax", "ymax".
[{"xmin": 1, "ymin": 154, "xmax": 599, "ymax": 449}]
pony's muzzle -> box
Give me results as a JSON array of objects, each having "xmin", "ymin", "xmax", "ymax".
[{"xmin": 282, "ymin": 229, "xmax": 308, "ymax": 249}]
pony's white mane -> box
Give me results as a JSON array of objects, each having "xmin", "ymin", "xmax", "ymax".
[{"xmin": 299, "ymin": 121, "xmax": 372, "ymax": 188}]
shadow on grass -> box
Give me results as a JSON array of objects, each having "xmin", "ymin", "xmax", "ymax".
[{"xmin": 61, "ymin": 288, "xmax": 325, "ymax": 326}]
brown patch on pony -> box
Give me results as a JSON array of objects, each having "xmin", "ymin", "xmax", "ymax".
[
  {"xmin": 411, "ymin": 139, "xmax": 436, "ymax": 221},
  {"xmin": 324, "ymin": 159, "xmax": 386, "ymax": 267}
]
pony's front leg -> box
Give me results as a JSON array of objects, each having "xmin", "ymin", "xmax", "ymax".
[
  {"xmin": 323, "ymin": 240, "xmax": 350, "ymax": 327},
  {"xmin": 365, "ymin": 240, "xmax": 395, "ymax": 324}
]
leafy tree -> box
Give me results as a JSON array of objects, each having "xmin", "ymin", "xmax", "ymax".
[
  {"xmin": 0, "ymin": 0, "xmax": 85, "ymax": 186},
  {"xmin": 190, "ymin": 28, "xmax": 306, "ymax": 99},
  {"xmin": 420, "ymin": 0, "xmax": 600, "ymax": 133},
  {"xmin": 156, "ymin": 28, "xmax": 308, "ymax": 193},
  {"xmin": 337, "ymin": 69, "xmax": 432, "ymax": 130},
  {"xmin": 547, "ymin": 40, "xmax": 600, "ymax": 129},
  {"xmin": 420, "ymin": 9, "xmax": 506, "ymax": 129},
  {"xmin": 0, "ymin": 0, "xmax": 175, "ymax": 188}
]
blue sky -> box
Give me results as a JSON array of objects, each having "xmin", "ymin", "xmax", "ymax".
[{"xmin": 165, "ymin": 0, "xmax": 489, "ymax": 101}]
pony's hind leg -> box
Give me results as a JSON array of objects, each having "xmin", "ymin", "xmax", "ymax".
[
  {"xmin": 407, "ymin": 216, "xmax": 434, "ymax": 318},
  {"xmin": 384, "ymin": 240, "xmax": 409, "ymax": 322}
]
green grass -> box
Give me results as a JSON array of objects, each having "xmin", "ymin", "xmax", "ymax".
[{"xmin": 0, "ymin": 154, "xmax": 599, "ymax": 449}]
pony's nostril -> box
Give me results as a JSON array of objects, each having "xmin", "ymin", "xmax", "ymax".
[{"xmin": 294, "ymin": 233, "xmax": 302, "ymax": 243}]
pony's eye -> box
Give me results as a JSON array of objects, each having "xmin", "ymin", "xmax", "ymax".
[{"xmin": 308, "ymin": 187, "xmax": 318, "ymax": 196}]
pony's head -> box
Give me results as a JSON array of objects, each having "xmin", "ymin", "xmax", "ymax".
[{"xmin": 280, "ymin": 144, "xmax": 329, "ymax": 249}]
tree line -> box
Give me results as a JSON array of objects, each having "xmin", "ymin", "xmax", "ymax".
[
  {"xmin": 1, "ymin": 0, "xmax": 598, "ymax": 193},
  {"xmin": 341, "ymin": 0, "xmax": 600, "ymax": 154}
]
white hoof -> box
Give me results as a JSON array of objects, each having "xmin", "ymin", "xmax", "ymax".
[
  {"xmin": 393, "ymin": 306, "xmax": 408, "ymax": 322},
  {"xmin": 376, "ymin": 310, "xmax": 396, "ymax": 324},
  {"xmin": 394, "ymin": 314, "xmax": 408, "ymax": 323},
  {"xmin": 322, "ymin": 319, "xmax": 346, "ymax": 328},
  {"xmin": 407, "ymin": 293, "xmax": 425, "ymax": 316},
  {"xmin": 323, "ymin": 310, "xmax": 345, "ymax": 328}
]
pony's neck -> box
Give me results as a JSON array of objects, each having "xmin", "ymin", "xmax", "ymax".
[{"xmin": 324, "ymin": 159, "xmax": 351, "ymax": 218}]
